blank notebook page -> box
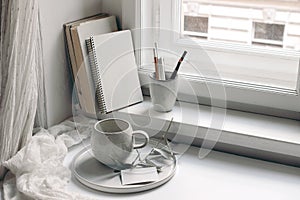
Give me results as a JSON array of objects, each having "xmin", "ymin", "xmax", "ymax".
[{"xmin": 89, "ymin": 30, "xmax": 143, "ymax": 112}]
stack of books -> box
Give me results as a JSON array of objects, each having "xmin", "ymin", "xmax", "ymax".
[{"xmin": 64, "ymin": 14, "xmax": 143, "ymax": 116}]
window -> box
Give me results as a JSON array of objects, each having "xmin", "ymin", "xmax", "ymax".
[
  {"xmin": 252, "ymin": 22, "xmax": 285, "ymax": 47},
  {"xmin": 120, "ymin": 0, "xmax": 300, "ymax": 163},
  {"xmin": 184, "ymin": 16, "xmax": 209, "ymax": 38},
  {"xmin": 138, "ymin": 0, "xmax": 300, "ymax": 119},
  {"xmin": 181, "ymin": 0, "xmax": 300, "ymax": 51}
]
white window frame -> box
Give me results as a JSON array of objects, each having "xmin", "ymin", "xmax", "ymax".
[{"xmin": 123, "ymin": 0, "xmax": 300, "ymax": 120}]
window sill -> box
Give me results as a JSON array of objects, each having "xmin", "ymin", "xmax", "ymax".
[
  {"xmin": 65, "ymin": 139, "xmax": 300, "ymax": 199},
  {"xmin": 111, "ymin": 97, "xmax": 300, "ymax": 166}
]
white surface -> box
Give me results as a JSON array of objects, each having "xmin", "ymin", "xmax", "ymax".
[
  {"xmin": 119, "ymin": 97, "xmax": 300, "ymax": 144},
  {"xmin": 101, "ymin": 0, "xmax": 123, "ymax": 26},
  {"xmin": 113, "ymin": 97, "xmax": 300, "ymax": 157},
  {"xmin": 72, "ymin": 145, "xmax": 175, "ymax": 193},
  {"xmin": 65, "ymin": 141, "xmax": 300, "ymax": 200},
  {"xmin": 39, "ymin": 0, "xmax": 103, "ymax": 127}
]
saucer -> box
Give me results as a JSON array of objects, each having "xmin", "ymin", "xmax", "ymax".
[{"xmin": 72, "ymin": 141, "xmax": 177, "ymax": 193}]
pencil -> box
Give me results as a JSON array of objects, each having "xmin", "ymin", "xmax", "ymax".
[
  {"xmin": 170, "ymin": 51, "xmax": 187, "ymax": 79},
  {"xmin": 153, "ymin": 48, "xmax": 159, "ymax": 79}
]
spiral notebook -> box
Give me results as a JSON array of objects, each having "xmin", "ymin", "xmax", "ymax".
[{"xmin": 86, "ymin": 30, "xmax": 143, "ymax": 113}]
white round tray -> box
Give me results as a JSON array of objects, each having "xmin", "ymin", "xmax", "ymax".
[{"xmin": 72, "ymin": 143, "xmax": 177, "ymax": 194}]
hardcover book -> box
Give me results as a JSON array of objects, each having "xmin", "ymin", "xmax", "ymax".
[{"xmin": 64, "ymin": 15, "xmax": 118, "ymax": 114}]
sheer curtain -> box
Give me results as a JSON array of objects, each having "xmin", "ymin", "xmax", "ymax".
[{"xmin": 0, "ymin": 0, "xmax": 46, "ymax": 179}]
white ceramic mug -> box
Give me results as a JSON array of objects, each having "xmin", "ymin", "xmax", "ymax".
[{"xmin": 92, "ymin": 118, "xmax": 149, "ymax": 170}]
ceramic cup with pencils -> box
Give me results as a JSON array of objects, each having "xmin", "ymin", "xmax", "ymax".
[
  {"xmin": 149, "ymin": 49, "xmax": 186, "ymax": 112},
  {"xmin": 149, "ymin": 71, "xmax": 179, "ymax": 112}
]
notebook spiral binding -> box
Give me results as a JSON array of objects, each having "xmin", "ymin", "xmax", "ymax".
[{"xmin": 86, "ymin": 37, "xmax": 107, "ymax": 114}]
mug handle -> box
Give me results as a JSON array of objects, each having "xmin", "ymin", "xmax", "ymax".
[{"xmin": 132, "ymin": 130, "xmax": 150, "ymax": 149}]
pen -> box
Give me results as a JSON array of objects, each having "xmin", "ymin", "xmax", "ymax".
[
  {"xmin": 153, "ymin": 48, "xmax": 159, "ymax": 79},
  {"xmin": 158, "ymin": 57, "xmax": 166, "ymax": 80},
  {"xmin": 170, "ymin": 51, "xmax": 187, "ymax": 79},
  {"xmin": 155, "ymin": 42, "xmax": 159, "ymax": 58}
]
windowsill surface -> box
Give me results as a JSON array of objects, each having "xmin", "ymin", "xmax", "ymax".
[
  {"xmin": 112, "ymin": 97, "xmax": 300, "ymax": 161},
  {"xmin": 64, "ymin": 97, "xmax": 300, "ymax": 198},
  {"xmin": 65, "ymin": 140, "xmax": 300, "ymax": 199}
]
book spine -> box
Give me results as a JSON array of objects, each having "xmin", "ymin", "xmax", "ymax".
[{"xmin": 86, "ymin": 37, "xmax": 107, "ymax": 114}]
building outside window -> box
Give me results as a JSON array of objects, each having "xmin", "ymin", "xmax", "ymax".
[{"xmin": 182, "ymin": 0, "xmax": 300, "ymax": 50}]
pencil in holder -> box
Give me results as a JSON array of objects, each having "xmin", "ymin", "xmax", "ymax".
[{"xmin": 149, "ymin": 71, "xmax": 179, "ymax": 112}]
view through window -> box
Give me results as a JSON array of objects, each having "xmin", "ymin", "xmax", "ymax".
[
  {"xmin": 182, "ymin": 0, "xmax": 300, "ymax": 50},
  {"xmin": 175, "ymin": 0, "xmax": 300, "ymax": 91}
]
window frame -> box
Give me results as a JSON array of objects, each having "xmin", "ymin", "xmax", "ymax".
[{"xmin": 124, "ymin": 0, "xmax": 300, "ymax": 120}]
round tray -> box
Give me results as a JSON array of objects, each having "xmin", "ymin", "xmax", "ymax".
[{"xmin": 72, "ymin": 142, "xmax": 177, "ymax": 194}]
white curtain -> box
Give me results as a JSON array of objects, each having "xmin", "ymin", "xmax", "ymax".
[{"xmin": 0, "ymin": 0, "xmax": 46, "ymax": 179}]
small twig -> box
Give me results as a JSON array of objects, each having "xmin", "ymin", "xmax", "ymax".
[
  {"xmin": 163, "ymin": 118, "xmax": 174, "ymax": 156},
  {"xmin": 144, "ymin": 118, "xmax": 174, "ymax": 161},
  {"xmin": 131, "ymin": 149, "xmax": 144, "ymax": 167},
  {"xmin": 130, "ymin": 118, "xmax": 175, "ymax": 168}
]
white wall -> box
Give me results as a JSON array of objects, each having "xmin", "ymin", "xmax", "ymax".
[
  {"xmin": 101, "ymin": 0, "xmax": 123, "ymax": 27},
  {"xmin": 39, "ymin": 0, "xmax": 125, "ymax": 127},
  {"xmin": 98, "ymin": 0, "xmax": 139, "ymax": 29},
  {"xmin": 39, "ymin": 0, "xmax": 101, "ymax": 126}
]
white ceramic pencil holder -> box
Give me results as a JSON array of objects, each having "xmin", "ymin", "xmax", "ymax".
[{"xmin": 149, "ymin": 71, "xmax": 179, "ymax": 112}]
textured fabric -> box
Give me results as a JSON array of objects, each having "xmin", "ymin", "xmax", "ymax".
[
  {"xmin": 34, "ymin": 10, "xmax": 47, "ymax": 129},
  {"xmin": 0, "ymin": 0, "xmax": 46, "ymax": 180},
  {"xmin": 3, "ymin": 116, "xmax": 97, "ymax": 200}
]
